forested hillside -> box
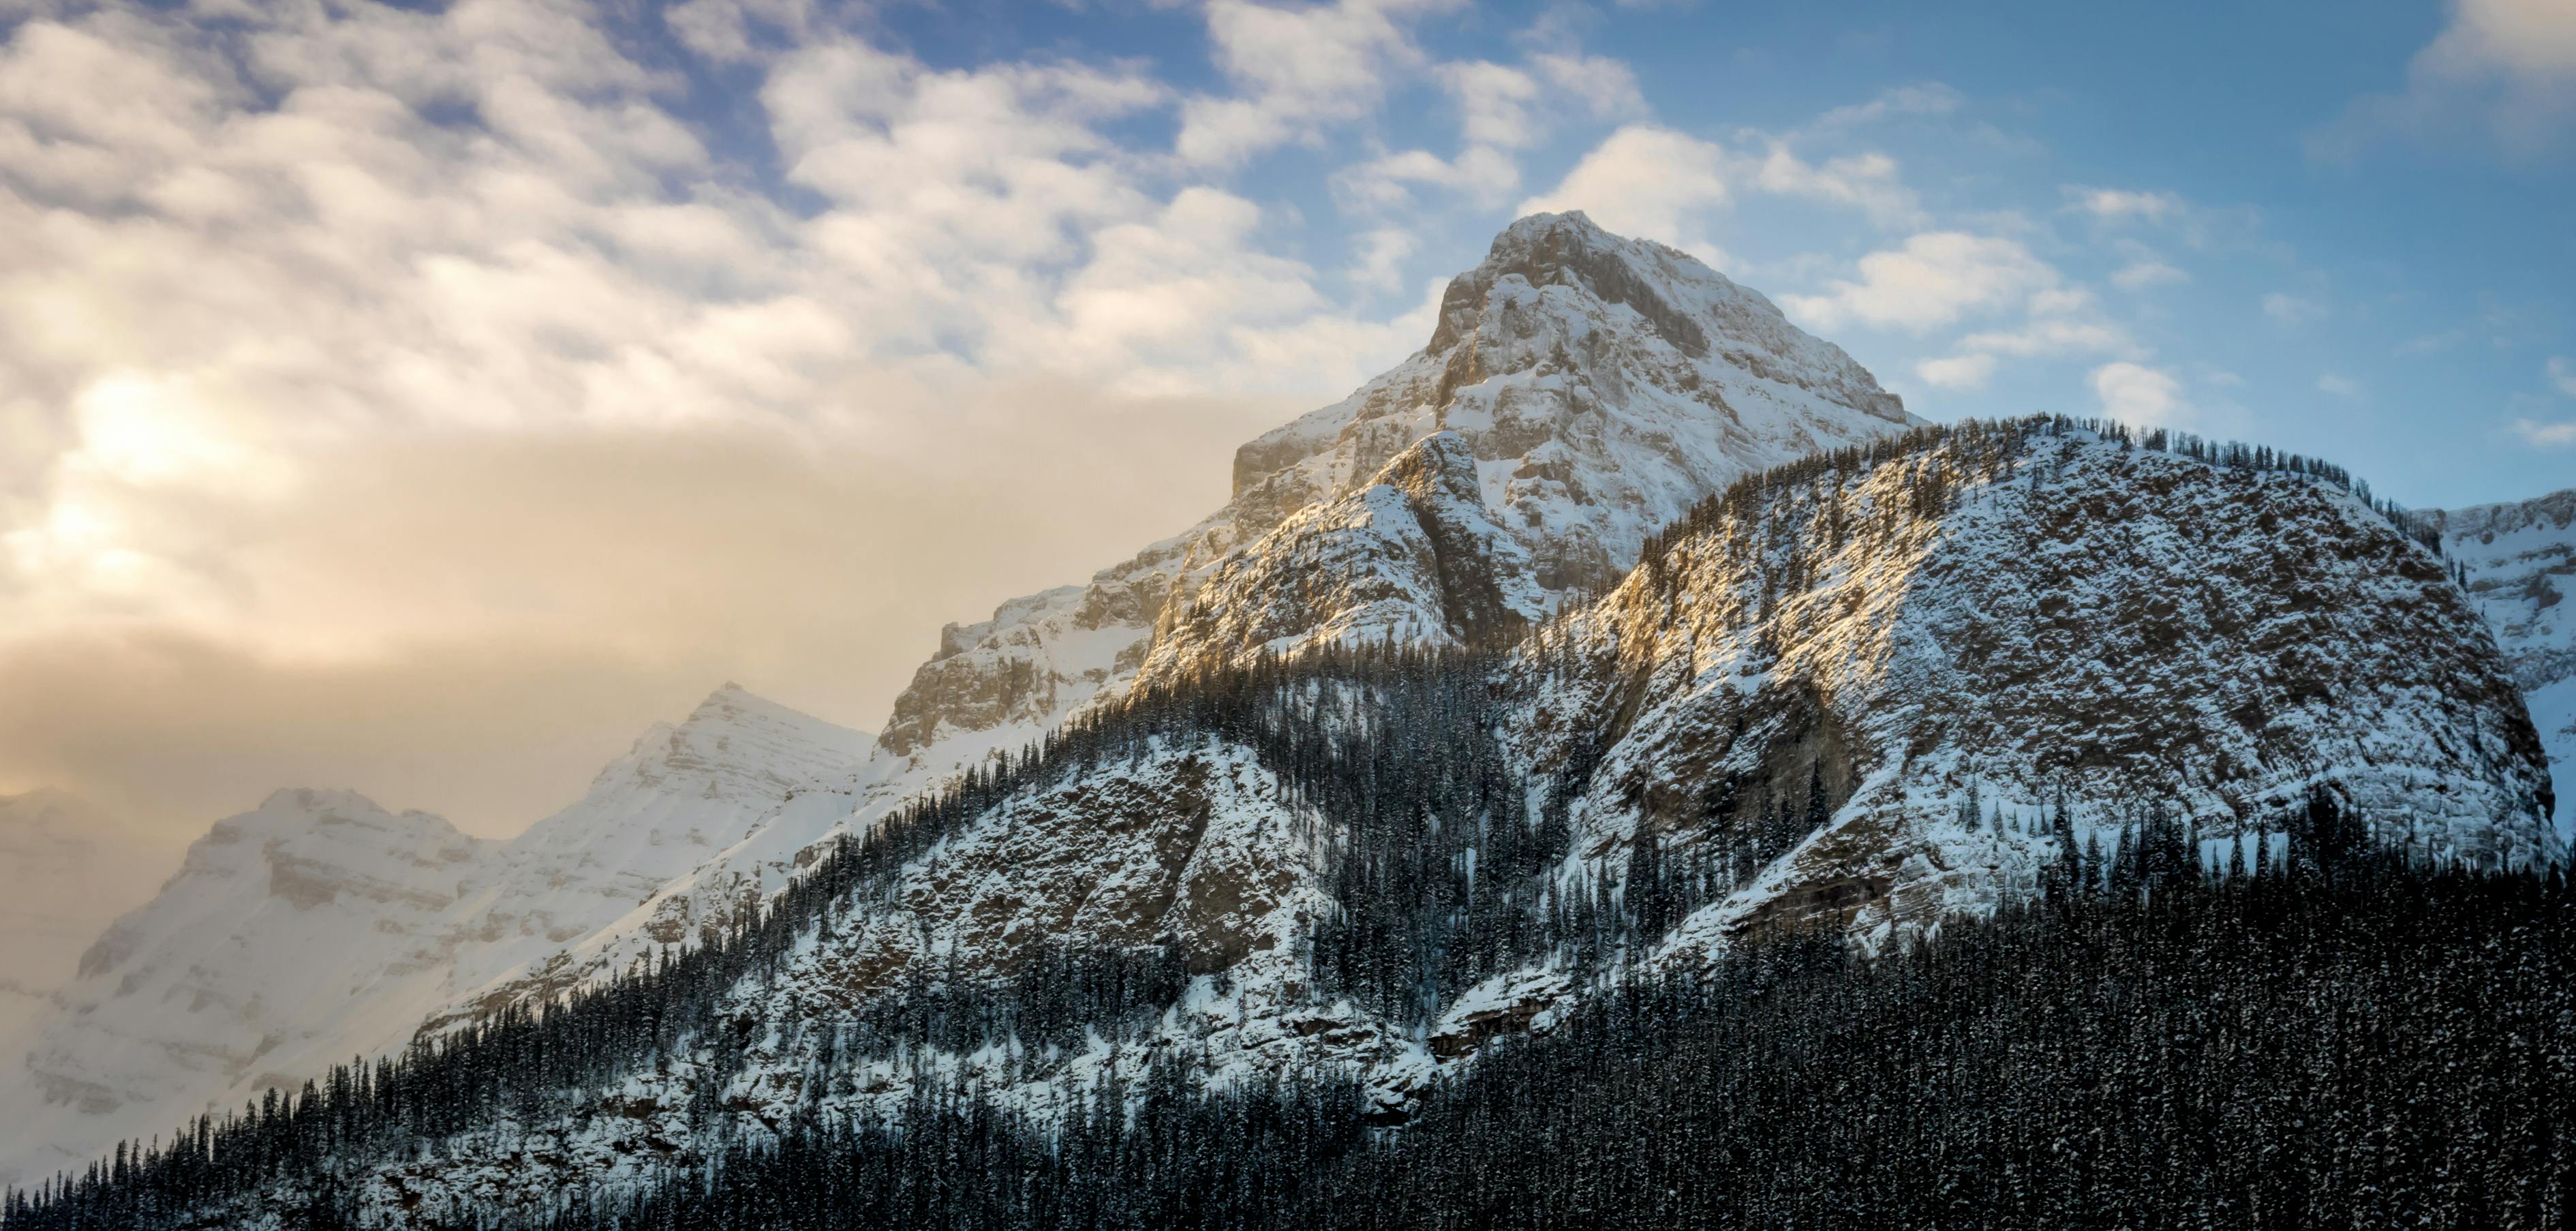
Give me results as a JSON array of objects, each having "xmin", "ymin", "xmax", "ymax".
[{"xmin": 18, "ymin": 843, "xmax": 2565, "ymax": 1230}]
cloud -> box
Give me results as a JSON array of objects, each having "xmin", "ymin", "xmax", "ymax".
[
  {"xmin": 1335, "ymin": 45, "xmax": 1648, "ymax": 212},
  {"xmin": 2550, "ymin": 356, "xmax": 2576, "ymax": 397},
  {"xmin": 0, "ymin": 395, "xmax": 1315, "ymax": 840},
  {"xmin": 2109, "ymin": 239, "xmax": 2189, "ymax": 290},
  {"xmin": 1955, "ymin": 316, "xmax": 2133, "ymax": 359},
  {"xmin": 0, "ymin": 0, "xmax": 1463, "ymax": 842},
  {"xmin": 1814, "ymin": 82, "xmax": 1963, "ymax": 129},
  {"xmin": 1781, "ymin": 232, "xmax": 2057, "ymax": 332},
  {"xmin": 1747, "ymin": 144, "xmax": 1921, "ymax": 228},
  {"xmin": 1530, "ymin": 52, "xmax": 1649, "ymax": 119},
  {"xmin": 2318, "ymin": 0, "xmax": 2576, "ymax": 158},
  {"xmin": 1176, "ymin": 0, "xmax": 1461, "ymax": 166},
  {"xmin": 2513, "ymin": 417, "xmax": 2576, "ymax": 446},
  {"xmin": 1915, "ymin": 353, "xmax": 1998, "ymax": 391},
  {"xmin": 2091, "ymin": 361, "xmax": 2193, "ymax": 427},
  {"xmin": 1349, "ymin": 227, "xmax": 1417, "ymax": 290},
  {"xmin": 2110, "ymin": 260, "xmax": 2187, "ymax": 290},
  {"xmin": 1439, "ymin": 61, "xmax": 1545, "ymax": 149},
  {"xmin": 2067, "ymin": 186, "xmax": 2186, "ymax": 223},
  {"xmin": 2262, "ymin": 292, "xmax": 2329, "ymax": 324},
  {"xmin": 1516, "ymin": 125, "xmax": 1731, "ymax": 247},
  {"xmin": 2316, "ymin": 372, "xmax": 2364, "ymax": 399},
  {"xmin": 2395, "ymin": 329, "xmax": 2466, "ymax": 355}
]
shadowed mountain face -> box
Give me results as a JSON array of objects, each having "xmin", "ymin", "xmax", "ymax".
[{"xmin": 2436, "ymin": 488, "xmax": 2576, "ymax": 843}]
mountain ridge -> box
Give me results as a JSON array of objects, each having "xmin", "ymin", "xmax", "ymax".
[{"xmin": 4, "ymin": 214, "xmax": 2565, "ymax": 1221}]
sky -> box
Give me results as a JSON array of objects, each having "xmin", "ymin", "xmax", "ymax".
[{"xmin": 1, "ymin": 0, "xmax": 2571, "ymax": 851}]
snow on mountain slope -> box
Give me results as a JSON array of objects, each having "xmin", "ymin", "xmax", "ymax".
[
  {"xmin": 0, "ymin": 790, "xmax": 490, "ymax": 1189},
  {"xmin": 217, "ymin": 422, "xmax": 2567, "ymax": 1230},
  {"xmin": 2435, "ymin": 487, "xmax": 2575, "ymax": 843},
  {"xmin": 878, "ymin": 210, "xmax": 1916, "ymax": 765},
  {"xmin": 1503, "ymin": 420, "xmax": 2558, "ymax": 963},
  {"xmin": 419, "ymin": 685, "xmax": 878, "ymax": 1031},
  {"xmin": 462, "ymin": 210, "xmax": 1922, "ymax": 1040},
  {"xmin": 1137, "ymin": 431, "xmax": 1544, "ymax": 684},
  {"xmin": 0, "ymin": 686, "xmax": 873, "ymax": 1190},
  {"xmin": 0, "ymin": 791, "xmax": 176, "ymax": 1056}
]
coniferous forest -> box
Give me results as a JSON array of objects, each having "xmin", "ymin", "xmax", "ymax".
[{"xmin": 37, "ymin": 855, "xmax": 2550, "ymax": 1231}]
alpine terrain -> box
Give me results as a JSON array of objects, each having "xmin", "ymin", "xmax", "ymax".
[{"xmin": 5, "ymin": 214, "xmax": 2569, "ymax": 1231}]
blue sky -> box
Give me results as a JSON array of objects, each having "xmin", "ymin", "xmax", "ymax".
[
  {"xmin": 838, "ymin": 0, "xmax": 2576, "ymax": 508},
  {"xmin": 0, "ymin": 0, "xmax": 2570, "ymax": 834}
]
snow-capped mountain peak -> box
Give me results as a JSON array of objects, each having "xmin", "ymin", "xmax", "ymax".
[{"xmin": 882, "ymin": 211, "xmax": 1921, "ymax": 763}]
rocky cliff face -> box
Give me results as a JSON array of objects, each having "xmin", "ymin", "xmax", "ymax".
[
  {"xmin": 2436, "ymin": 487, "xmax": 2575, "ymax": 842},
  {"xmin": 1504, "ymin": 421, "xmax": 2558, "ymax": 957},
  {"xmin": 1137, "ymin": 432, "xmax": 1544, "ymax": 686},
  {"xmin": 877, "ymin": 210, "xmax": 1916, "ymax": 762}
]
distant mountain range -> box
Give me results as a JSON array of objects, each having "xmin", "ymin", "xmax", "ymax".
[{"xmin": 2, "ymin": 213, "xmax": 2564, "ymax": 1225}]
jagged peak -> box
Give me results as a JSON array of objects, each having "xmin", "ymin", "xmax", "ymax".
[
  {"xmin": 2434, "ymin": 486, "xmax": 2576, "ymax": 536},
  {"xmin": 1362, "ymin": 429, "xmax": 1481, "ymax": 501},
  {"xmin": 255, "ymin": 787, "xmax": 395, "ymax": 818},
  {"xmin": 1428, "ymin": 210, "xmax": 1723, "ymax": 358},
  {"xmin": 576, "ymin": 684, "xmax": 873, "ymax": 802}
]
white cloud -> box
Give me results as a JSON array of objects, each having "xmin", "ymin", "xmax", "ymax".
[
  {"xmin": 2111, "ymin": 260, "xmax": 2187, "ymax": 290},
  {"xmin": 1530, "ymin": 52, "xmax": 1649, "ymax": 119},
  {"xmin": 2317, "ymin": 372, "xmax": 2364, "ymax": 399},
  {"xmin": 1336, "ymin": 44, "xmax": 1649, "ymax": 212},
  {"xmin": 1781, "ymin": 232, "xmax": 2057, "ymax": 333},
  {"xmin": 2549, "ymin": 356, "xmax": 2576, "ymax": 397},
  {"xmin": 1334, "ymin": 145, "xmax": 1520, "ymax": 208},
  {"xmin": 1957, "ymin": 316, "xmax": 2133, "ymax": 359},
  {"xmin": 1915, "ymin": 353, "xmax": 1998, "ymax": 391},
  {"xmin": 1814, "ymin": 82, "xmax": 1963, "ymax": 128},
  {"xmin": 1349, "ymin": 226, "xmax": 1416, "ymax": 290},
  {"xmin": 2262, "ymin": 292, "xmax": 2329, "ymax": 324},
  {"xmin": 2513, "ymin": 417, "xmax": 2576, "ymax": 446},
  {"xmin": 1176, "ymin": 0, "xmax": 1460, "ymax": 166},
  {"xmin": 1748, "ymin": 144, "xmax": 1920, "ymax": 227},
  {"xmin": 1516, "ymin": 125, "xmax": 1730, "ymax": 247},
  {"xmin": 1439, "ymin": 61, "xmax": 1544, "ymax": 149},
  {"xmin": 2320, "ymin": 0, "xmax": 2576, "ymax": 157},
  {"xmin": 2396, "ymin": 329, "xmax": 2467, "ymax": 355},
  {"xmin": 2091, "ymin": 361, "xmax": 2193, "ymax": 427},
  {"xmin": 2067, "ymin": 186, "xmax": 2186, "ymax": 223},
  {"xmin": 0, "ymin": 0, "xmax": 1436, "ymax": 667}
]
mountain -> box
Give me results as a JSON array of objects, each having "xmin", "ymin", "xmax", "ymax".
[
  {"xmin": 9, "ymin": 214, "xmax": 2563, "ymax": 1226},
  {"xmin": 1501, "ymin": 421, "xmax": 2557, "ymax": 967},
  {"xmin": 2435, "ymin": 487, "xmax": 2575, "ymax": 842},
  {"xmin": 0, "ymin": 687, "xmax": 872, "ymax": 1190},
  {"xmin": 151, "ymin": 417, "xmax": 2558, "ymax": 1229},
  {"xmin": 416, "ymin": 684, "xmax": 876, "ymax": 1033},
  {"xmin": 0, "ymin": 791, "xmax": 174, "ymax": 1052},
  {"xmin": 880, "ymin": 209, "xmax": 1916, "ymax": 763},
  {"xmin": 0, "ymin": 789, "xmax": 490, "ymax": 1189}
]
